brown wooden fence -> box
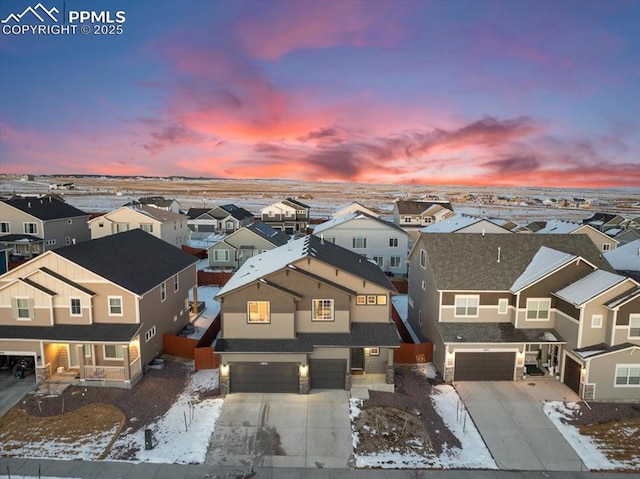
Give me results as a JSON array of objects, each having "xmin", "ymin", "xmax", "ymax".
[
  {"xmin": 198, "ymin": 271, "xmax": 233, "ymax": 286},
  {"xmin": 391, "ymin": 279, "xmax": 408, "ymax": 294},
  {"xmin": 163, "ymin": 334, "xmax": 198, "ymax": 359},
  {"xmin": 394, "ymin": 342, "xmax": 433, "ymax": 364},
  {"xmin": 182, "ymin": 245, "xmax": 207, "ymax": 259},
  {"xmin": 194, "ymin": 346, "xmax": 218, "ymax": 370}
]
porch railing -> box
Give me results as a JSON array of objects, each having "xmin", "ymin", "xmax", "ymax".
[
  {"xmin": 130, "ymin": 356, "xmax": 142, "ymax": 379},
  {"xmin": 83, "ymin": 365, "xmax": 125, "ymax": 381}
]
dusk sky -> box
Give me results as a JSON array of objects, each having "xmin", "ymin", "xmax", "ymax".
[{"xmin": 1, "ymin": 0, "xmax": 639, "ymax": 188}]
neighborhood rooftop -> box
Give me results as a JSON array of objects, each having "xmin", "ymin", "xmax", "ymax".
[
  {"xmin": 554, "ymin": 270, "xmax": 630, "ymax": 307},
  {"xmin": 124, "ymin": 204, "xmax": 186, "ymax": 222},
  {"xmin": 313, "ymin": 210, "xmax": 406, "ymax": 235},
  {"xmin": 420, "ymin": 213, "xmax": 493, "ymax": 233},
  {"xmin": 1, "ymin": 197, "xmax": 88, "ymax": 220}
]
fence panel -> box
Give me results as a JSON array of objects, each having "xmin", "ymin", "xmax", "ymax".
[
  {"xmin": 194, "ymin": 347, "xmax": 218, "ymax": 370},
  {"xmin": 163, "ymin": 333, "xmax": 198, "ymax": 359},
  {"xmin": 394, "ymin": 342, "xmax": 433, "ymax": 364},
  {"xmin": 197, "ymin": 271, "xmax": 233, "ymax": 286}
]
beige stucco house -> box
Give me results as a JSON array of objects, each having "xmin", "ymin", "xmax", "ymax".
[
  {"xmin": 215, "ymin": 235, "xmax": 399, "ymax": 394},
  {"xmin": 89, "ymin": 204, "xmax": 190, "ymax": 248},
  {"xmin": 0, "ymin": 230, "xmax": 198, "ymax": 388}
]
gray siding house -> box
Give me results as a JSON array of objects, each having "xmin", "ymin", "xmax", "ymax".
[
  {"xmin": 187, "ymin": 204, "xmax": 254, "ymax": 233},
  {"xmin": 215, "ymin": 235, "xmax": 399, "ymax": 394},
  {"xmin": 260, "ymin": 198, "xmax": 310, "ymax": 234}
]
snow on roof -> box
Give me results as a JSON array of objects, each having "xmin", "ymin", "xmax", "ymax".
[
  {"xmin": 535, "ymin": 220, "xmax": 582, "ymax": 234},
  {"xmin": 420, "ymin": 214, "xmax": 480, "ymax": 233},
  {"xmin": 543, "ymin": 331, "xmax": 558, "ymax": 341},
  {"xmin": 604, "ymin": 239, "xmax": 640, "ymax": 271},
  {"xmin": 555, "ymin": 270, "xmax": 627, "ymax": 306},
  {"xmin": 510, "ymin": 246, "xmax": 577, "ymax": 292},
  {"xmin": 576, "ymin": 349, "xmax": 607, "ymax": 359},
  {"xmin": 313, "ymin": 210, "xmax": 403, "ymax": 235}
]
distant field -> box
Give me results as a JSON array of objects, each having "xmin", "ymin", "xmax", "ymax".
[{"xmin": 1, "ymin": 176, "xmax": 638, "ymax": 223}]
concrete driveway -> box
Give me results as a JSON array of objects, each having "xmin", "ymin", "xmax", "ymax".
[
  {"xmin": 456, "ymin": 381, "xmax": 586, "ymax": 471},
  {"xmin": 205, "ymin": 390, "xmax": 352, "ymax": 469},
  {"xmin": 0, "ymin": 369, "xmax": 36, "ymax": 418}
]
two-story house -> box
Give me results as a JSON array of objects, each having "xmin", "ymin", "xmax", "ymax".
[
  {"xmin": 535, "ymin": 220, "xmax": 618, "ymax": 252},
  {"xmin": 0, "ymin": 230, "xmax": 198, "ymax": 388},
  {"xmin": 207, "ymin": 222, "xmax": 288, "ymax": 269},
  {"xmin": 88, "ymin": 204, "xmax": 190, "ymax": 247},
  {"xmin": 407, "ymin": 233, "xmax": 639, "ymax": 401},
  {"xmin": 260, "ymin": 198, "xmax": 310, "ymax": 234},
  {"xmin": 186, "ymin": 204, "xmax": 254, "ymax": 234},
  {"xmin": 214, "ymin": 235, "xmax": 399, "ymax": 394},
  {"xmin": 124, "ymin": 196, "xmax": 181, "ymax": 214},
  {"xmin": 313, "ymin": 211, "xmax": 410, "ymax": 276},
  {"xmin": 0, "ymin": 197, "xmax": 90, "ymax": 258},
  {"xmin": 582, "ymin": 213, "xmax": 626, "ymax": 233},
  {"xmin": 393, "ymin": 200, "xmax": 454, "ymax": 227}
]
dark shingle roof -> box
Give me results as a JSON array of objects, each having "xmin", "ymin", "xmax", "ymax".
[
  {"xmin": 395, "ymin": 200, "xmax": 453, "ymax": 215},
  {"xmin": 221, "ymin": 204, "xmax": 254, "ymax": 220},
  {"xmin": 247, "ymin": 222, "xmax": 288, "ymax": 246},
  {"xmin": 284, "ymin": 197, "xmax": 310, "ymax": 209},
  {"xmin": 574, "ymin": 342, "xmax": 639, "ymax": 359},
  {"xmin": 1, "ymin": 197, "xmax": 88, "ymax": 220},
  {"xmin": 53, "ymin": 229, "xmax": 197, "ymax": 295},
  {"xmin": 0, "ymin": 323, "xmax": 141, "ymax": 342},
  {"xmin": 126, "ymin": 196, "xmax": 176, "ymax": 208},
  {"xmin": 418, "ymin": 233, "xmax": 613, "ymax": 291},
  {"xmin": 186, "ymin": 208, "xmax": 211, "ymax": 220},
  {"xmin": 40, "ymin": 267, "xmax": 96, "ymax": 295},
  {"xmin": 215, "ymin": 322, "xmax": 399, "ymax": 353},
  {"xmin": 0, "ymin": 234, "xmax": 43, "ymax": 243},
  {"xmin": 437, "ymin": 322, "xmax": 565, "ymax": 343}
]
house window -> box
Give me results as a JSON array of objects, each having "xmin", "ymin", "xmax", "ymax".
[
  {"xmin": 356, "ymin": 295, "xmax": 366, "ymax": 305},
  {"xmin": 420, "ymin": 249, "xmax": 426, "ymax": 268},
  {"xmin": 377, "ymin": 295, "xmax": 387, "ymax": 305},
  {"xmin": 173, "ymin": 275, "xmax": 179, "ymax": 292},
  {"xmin": 455, "ymin": 295, "xmax": 479, "ymax": 317},
  {"xmin": 591, "ymin": 314, "xmax": 603, "ymax": 328},
  {"xmin": 389, "ymin": 238, "xmax": 398, "ymax": 247},
  {"xmin": 103, "ymin": 345, "xmax": 123, "ymax": 360},
  {"xmin": 421, "ymin": 281, "xmax": 426, "ymax": 290},
  {"xmin": 390, "ymin": 256, "xmax": 401, "ymax": 268},
  {"xmin": 160, "ymin": 282, "xmax": 166, "ymax": 302},
  {"xmin": 15, "ymin": 298, "xmax": 32, "ymax": 319},
  {"xmin": 498, "ymin": 298, "xmax": 508, "ymax": 314},
  {"xmin": 418, "ymin": 310, "xmax": 423, "ymax": 326},
  {"xmin": 46, "ymin": 239, "xmax": 56, "ymax": 246},
  {"xmin": 70, "ymin": 298, "xmax": 81, "ymax": 316},
  {"xmin": 526, "ymin": 298, "xmax": 551, "ymax": 320},
  {"xmin": 630, "ymin": 315, "xmax": 640, "ymax": 338},
  {"xmin": 372, "ymin": 256, "xmax": 384, "ymax": 268},
  {"xmin": 145, "ymin": 326, "xmax": 157, "ymax": 343},
  {"xmin": 24, "ymin": 222, "xmax": 38, "ymax": 234},
  {"xmin": 65, "ymin": 236, "xmax": 71, "ymax": 245},
  {"xmin": 404, "ymin": 217, "xmax": 412, "ymax": 223},
  {"xmin": 141, "ymin": 223, "xmax": 153, "ymax": 233},
  {"xmin": 225, "ymin": 220, "xmax": 234, "ymax": 230},
  {"xmin": 602, "ymin": 243, "xmax": 611, "ymax": 252},
  {"xmin": 108, "ymin": 296, "xmax": 123, "ymax": 316},
  {"xmin": 615, "ymin": 365, "xmax": 640, "ymax": 386},
  {"xmin": 323, "ymin": 237, "xmax": 335, "ymax": 244},
  {"xmin": 248, "ymin": 301, "xmax": 270, "ymax": 323},
  {"xmin": 0, "ymin": 222, "xmax": 9, "ymax": 233},
  {"xmin": 312, "ymin": 299, "xmax": 334, "ymax": 321},
  {"xmin": 352, "ymin": 237, "xmax": 367, "ymax": 249},
  {"xmin": 367, "ymin": 295, "xmax": 377, "ymax": 305},
  {"xmin": 369, "ymin": 347, "xmax": 380, "ymax": 356},
  {"xmin": 424, "ymin": 217, "xmax": 432, "ymax": 224},
  {"xmin": 98, "ymin": 223, "xmax": 104, "ymax": 228},
  {"xmin": 213, "ymin": 249, "xmax": 229, "ymax": 262},
  {"xmin": 116, "ymin": 223, "xmax": 129, "ymax": 233}
]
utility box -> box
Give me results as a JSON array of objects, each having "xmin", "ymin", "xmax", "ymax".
[{"xmin": 144, "ymin": 429, "xmax": 153, "ymax": 450}]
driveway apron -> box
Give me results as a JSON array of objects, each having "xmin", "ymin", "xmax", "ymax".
[
  {"xmin": 456, "ymin": 381, "xmax": 586, "ymax": 471},
  {"xmin": 205, "ymin": 390, "xmax": 351, "ymax": 469}
]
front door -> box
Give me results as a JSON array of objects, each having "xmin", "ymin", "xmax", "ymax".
[{"xmin": 351, "ymin": 348, "xmax": 364, "ymax": 371}]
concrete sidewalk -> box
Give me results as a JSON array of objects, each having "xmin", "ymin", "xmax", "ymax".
[{"xmin": 456, "ymin": 381, "xmax": 585, "ymax": 472}]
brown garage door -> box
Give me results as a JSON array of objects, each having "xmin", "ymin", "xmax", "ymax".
[
  {"xmin": 230, "ymin": 362, "xmax": 298, "ymax": 393},
  {"xmin": 454, "ymin": 352, "xmax": 515, "ymax": 381},
  {"xmin": 310, "ymin": 359, "xmax": 345, "ymax": 389},
  {"xmin": 563, "ymin": 356, "xmax": 581, "ymax": 394}
]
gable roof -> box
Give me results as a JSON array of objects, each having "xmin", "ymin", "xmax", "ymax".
[
  {"xmin": 245, "ymin": 222, "xmax": 288, "ymax": 246},
  {"xmin": 1, "ymin": 197, "xmax": 88, "ymax": 220},
  {"xmin": 510, "ymin": 247, "xmax": 578, "ymax": 292},
  {"xmin": 125, "ymin": 196, "xmax": 177, "ymax": 208},
  {"xmin": 574, "ymin": 342, "xmax": 639, "ymax": 360},
  {"xmin": 535, "ymin": 220, "xmax": 583, "ymax": 234},
  {"xmin": 583, "ymin": 212, "xmax": 624, "ymax": 226},
  {"xmin": 124, "ymin": 204, "xmax": 186, "ymax": 222},
  {"xmin": 283, "ymin": 197, "xmax": 310, "ymax": 209},
  {"xmin": 217, "ymin": 235, "xmax": 395, "ymax": 297},
  {"xmin": 415, "ymin": 233, "xmax": 613, "ymax": 291},
  {"xmin": 220, "ymin": 204, "xmax": 254, "ymax": 221},
  {"xmin": 186, "ymin": 208, "xmax": 210, "ymax": 220},
  {"xmin": 604, "ymin": 239, "xmax": 640, "ymax": 272},
  {"xmin": 53, "ymin": 229, "xmax": 197, "ymax": 295},
  {"xmin": 313, "ymin": 211, "xmax": 406, "ymax": 235},
  {"xmin": 554, "ymin": 270, "xmax": 629, "ymax": 306},
  {"xmin": 395, "ymin": 200, "xmax": 453, "ymax": 215},
  {"xmin": 605, "ymin": 286, "xmax": 640, "ymax": 309},
  {"xmin": 419, "ymin": 214, "xmax": 507, "ymax": 233}
]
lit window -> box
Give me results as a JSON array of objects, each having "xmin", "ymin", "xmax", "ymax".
[
  {"xmin": 248, "ymin": 301, "xmax": 270, "ymax": 323},
  {"xmin": 356, "ymin": 295, "xmax": 366, "ymax": 305},
  {"xmin": 377, "ymin": 295, "xmax": 387, "ymax": 305},
  {"xmin": 108, "ymin": 296, "xmax": 123, "ymax": 315},
  {"xmin": 455, "ymin": 295, "xmax": 479, "ymax": 317},
  {"xmin": 615, "ymin": 365, "xmax": 640, "ymax": 386},
  {"xmin": 104, "ymin": 345, "xmax": 123, "ymax": 360},
  {"xmin": 312, "ymin": 299, "xmax": 334, "ymax": 321},
  {"xmin": 369, "ymin": 348, "xmax": 380, "ymax": 356},
  {"xmin": 526, "ymin": 298, "xmax": 551, "ymax": 320},
  {"xmin": 70, "ymin": 298, "xmax": 81, "ymax": 316},
  {"xmin": 367, "ymin": 295, "xmax": 377, "ymax": 305},
  {"xmin": 352, "ymin": 237, "xmax": 367, "ymax": 248}
]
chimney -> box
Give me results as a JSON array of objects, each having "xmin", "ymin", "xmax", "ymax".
[{"xmin": 497, "ymin": 247, "xmax": 501, "ymax": 263}]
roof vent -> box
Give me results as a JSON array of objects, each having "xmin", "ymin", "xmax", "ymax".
[
  {"xmin": 497, "ymin": 246, "xmax": 501, "ymax": 263},
  {"xmin": 27, "ymin": 202, "xmax": 31, "ymax": 208}
]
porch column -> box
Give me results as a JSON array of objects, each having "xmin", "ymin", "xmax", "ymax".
[
  {"xmin": 193, "ymin": 286, "xmax": 198, "ymax": 314},
  {"xmin": 122, "ymin": 345, "xmax": 131, "ymax": 381},
  {"xmin": 76, "ymin": 344, "xmax": 85, "ymax": 379},
  {"xmin": 385, "ymin": 348, "xmax": 394, "ymax": 384}
]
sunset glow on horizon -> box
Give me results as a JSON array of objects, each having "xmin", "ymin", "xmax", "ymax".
[{"xmin": 0, "ymin": 0, "xmax": 639, "ymax": 188}]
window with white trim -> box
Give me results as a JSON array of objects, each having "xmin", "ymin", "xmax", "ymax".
[
  {"xmin": 369, "ymin": 347, "xmax": 380, "ymax": 356},
  {"xmin": 213, "ymin": 249, "xmax": 229, "ymax": 262},
  {"xmin": 323, "ymin": 237, "xmax": 335, "ymax": 244},
  {"xmin": 356, "ymin": 295, "xmax": 366, "ymax": 305},
  {"xmin": 116, "ymin": 223, "xmax": 129, "ymax": 233},
  {"xmin": 630, "ymin": 315, "xmax": 640, "ymax": 338},
  {"xmin": 70, "ymin": 298, "xmax": 81, "ymax": 316},
  {"xmin": 24, "ymin": 222, "xmax": 38, "ymax": 234},
  {"xmin": 615, "ymin": 364, "xmax": 640, "ymax": 386},
  {"xmin": 404, "ymin": 217, "xmax": 412, "ymax": 223},
  {"xmin": 108, "ymin": 296, "xmax": 123, "ymax": 316},
  {"xmin": 160, "ymin": 282, "xmax": 166, "ymax": 302},
  {"xmin": 420, "ymin": 249, "xmax": 427, "ymax": 268},
  {"xmin": 389, "ymin": 238, "xmax": 398, "ymax": 247},
  {"xmin": 602, "ymin": 243, "xmax": 611, "ymax": 252},
  {"xmin": 421, "ymin": 280, "xmax": 426, "ymax": 290},
  {"xmin": 390, "ymin": 256, "xmax": 401, "ymax": 268},
  {"xmin": 15, "ymin": 298, "xmax": 32, "ymax": 319},
  {"xmin": 367, "ymin": 295, "xmax": 377, "ymax": 305},
  {"xmin": 145, "ymin": 326, "xmax": 157, "ymax": 343},
  {"xmin": 498, "ymin": 298, "xmax": 508, "ymax": 314},
  {"xmin": 103, "ymin": 345, "xmax": 123, "ymax": 360},
  {"xmin": 455, "ymin": 295, "xmax": 479, "ymax": 317},
  {"xmin": 247, "ymin": 301, "xmax": 270, "ymax": 323},
  {"xmin": 173, "ymin": 274, "xmax": 179, "ymax": 292},
  {"xmin": 418, "ymin": 310, "xmax": 423, "ymax": 325},
  {"xmin": 0, "ymin": 222, "xmax": 10, "ymax": 233},
  {"xmin": 141, "ymin": 223, "xmax": 154, "ymax": 233},
  {"xmin": 372, "ymin": 256, "xmax": 384, "ymax": 268},
  {"xmin": 591, "ymin": 314, "xmax": 603, "ymax": 328},
  {"xmin": 312, "ymin": 299, "xmax": 334, "ymax": 321},
  {"xmin": 352, "ymin": 237, "xmax": 367, "ymax": 249},
  {"xmin": 526, "ymin": 298, "xmax": 551, "ymax": 320}
]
